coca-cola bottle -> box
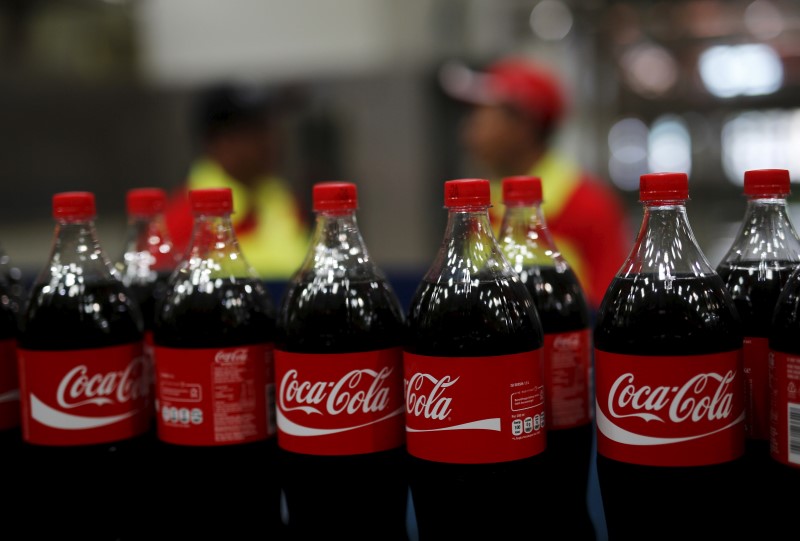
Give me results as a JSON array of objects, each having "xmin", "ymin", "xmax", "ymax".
[
  {"xmin": 594, "ymin": 172, "xmax": 745, "ymax": 540},
  {"xmin": 768, "ymin": 259, "xmax": 800, "ymax": 537},
  {"xmin": 404, "ymin": 178, "xmax": 547, "ymax": 539},
  {"xmin": 152, "ymin": 187, "xmax": 282, "ymax": 537},
  {"xmin": 0, "ymin": 242, "xmax": 22, "ymax": 449},
  {"xmin": 716, "ymin": 168, "xmax": 800, "ymax": 532},
  {"xmin": 118, "ymin": 187, "xmax": 179, "ymax": 419},
  {"xmin": 17, "ymin": 191, "xmax": 149, "ymax": 539},
  {"xmin": 275, "ymin": 181, "xmax": 407, "ymax": 540},
  {"xmin": 497, "ymin": 175, "xmax": 596, "ymax": 540}
]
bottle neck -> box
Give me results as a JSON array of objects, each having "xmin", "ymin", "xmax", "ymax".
[
  {"xmin": 425, "ymin": 206, "xmax": 513, "ymax": 283},
  {"xmin": 121, "ymin": 214, "xmax": 176, "ymax": 281},
  {"xmin": 297, "ymin": 210, "xmax": 378, "ymax": 280},
  {"xmin": 720, "ymin": 196, "xmax": 800, "ymax": 267},
  {"xmin": 184, "ymin": 213, "xmax": 255, "ymax": 278},
  {"xmin": 621, "ymin": 201, "xmax": 715, "ymax": 279},
  {"xmin": 39, "ymin": 219, "xmax": 117, "ymax": 287},
  {"xmin": 498, "ymin": 203, "xmax": 564, "ymax": 271}
]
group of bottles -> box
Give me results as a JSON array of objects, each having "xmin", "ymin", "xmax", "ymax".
[
  {"xmin": 0, "ymin": 177, "xmax": 595, "ymax": 540},
  {"xmin": 595, "ymin": 169, "xmax": 800, "ymax": 540},
  {"xmin": 1, "ymin": 168, "xmax": 799, "ymax": 540}
]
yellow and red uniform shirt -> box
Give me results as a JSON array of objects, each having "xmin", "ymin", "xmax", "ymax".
[
  {"xmin": 164, "ymin": 159, "xmax": 311, "ymax": 281},
  {"xmin": 489, "ymin": 152, "xmax": 631, "ymax": 310}
]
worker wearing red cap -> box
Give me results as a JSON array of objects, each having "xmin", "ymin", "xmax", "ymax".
[{"xmin": 443, "ymin": 56, "xmax": 631, "ymax": 310}]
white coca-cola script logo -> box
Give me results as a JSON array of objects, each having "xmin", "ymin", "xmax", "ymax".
[
  {"xmin": 215, "ymin": 349, "xmax": 248, "ymax": 364},
  {"xmin": 56, "ymin": 357, "xmax": 147, "ymax": 409},
  {"xmin": 279, "ymin": 368, "xmax": 393, "ymax": 416},
  {"xmin": 607, "ymin": 371, "xmax": 736, "ymax": 423},
  {"xmin": 405, "ymin": 373, "xmax": 458, "ymax": 420},
  {"xmin": 553, "ymin": 333, "xmax": 581, "ymax": 350}
]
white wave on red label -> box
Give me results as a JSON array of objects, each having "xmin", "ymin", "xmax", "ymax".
[
  {"xmin": 595, "ymin": 349, "xmax": 744, "ymax": 466},
  {"xmin": 18, "ymin": 343, "xmax": 150, "ymax": 445},
  {"xmin": 274, "ymin": 348, "xmax": 404, "ymax": 455},
  {"xmin": 403, "ymin": 350, "xmax": 545, "ymax": 464}
]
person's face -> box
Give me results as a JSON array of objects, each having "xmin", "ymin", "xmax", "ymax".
[
  {"xmin": 207, "ymin": 117, "xmax": 277, "ymax": 185},
  {"xmin": 230, "ymin": 120, "xmax": 275, "ymax": 179},
  {"xmin": 461, "ymin": 104, "xmax": 536, "ymax": 175}
]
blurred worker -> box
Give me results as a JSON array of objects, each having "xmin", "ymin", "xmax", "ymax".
[
  {"xmin": 442, "ymin": 56, "xmax": 631, "ymax": 310},
  {"xmin": 163, "ymin": 83, "xmax": 310, "ymax": 280}
]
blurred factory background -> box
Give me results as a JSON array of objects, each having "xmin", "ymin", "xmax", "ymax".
[{"xmin": 1, "ymin": 0, "xmax": 800, "ymax": 298}]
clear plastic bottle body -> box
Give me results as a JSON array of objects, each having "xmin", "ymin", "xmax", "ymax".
[
  {"xmin": 155, "ymin": 212, "xmax": 274, "ymax": 347},
  {"xmin": 717, "ymin": 196, "xmax": 800, "ymax": 336},
  {"xmin": 715, "ymin": 193, "xmax": 800, "ymax": 535},
  {"xmin": 594, "ymin": 196, "xmax": 745, "ymax": 540},
  {"xmin": 276, "ymin": 207, "xmax": 408, "ymax": 541},
  {"xmin": 498, "ymin": 201, "xmax": 595, "ymax": 540},
  {"xmin": 405, "ymin": 200, "xmax": 546, "ymax": 539},
  {"xmin": 119, "ymin": 211, "xmax": 179, "ymax": 333},
  {"xmin": 766, "ymin": 267, "xmax": 800, "ymax": 537},
  {"xmin": 153, "ymin": 208, "xmax": 282, "ymax": 538},
  {"xmin": 17, "ymin": 213, "xmax": 148, "ymax": 540},
  {"xmin": 0, "ymin": 243, "xmax": 23, "ymax": 441}
]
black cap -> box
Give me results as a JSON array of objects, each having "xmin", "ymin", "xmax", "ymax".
[{"xmin": 194, "ymin": 83, "xmax": 274, "ymax": 140}]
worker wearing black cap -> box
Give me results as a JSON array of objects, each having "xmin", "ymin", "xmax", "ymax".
[{"xmin": 163, "ymin": 83, "xmax": 310, "ymax": 279}]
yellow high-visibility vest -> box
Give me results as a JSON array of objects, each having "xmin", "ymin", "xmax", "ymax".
[{"xmin": 186, "ymin": 159, "xmax": 311, "ymax": 280}]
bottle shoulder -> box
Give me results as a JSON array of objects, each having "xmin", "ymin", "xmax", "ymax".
[
  {"xmin": 594, "ymin": 273, "xmax": 742, "ymax": 355},
  {"xmin": 19, "ymin": 279, "xmax": 143, "ymax": 350}
]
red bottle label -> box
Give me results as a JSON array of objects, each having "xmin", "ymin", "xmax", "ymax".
[
  {"xmin": 595, "ymin": 349, "xmax": 744, "ymax": 466},
  {"xmin": 0, "ymin": 339, "xmax": 19, "ymax": 430},
  {"xmin": 544, "ymin": 330, "xmax": 592, "ymax": 429},
  {"xmin": 274, "ymin": 348, "xmax": 404, "ymax": 455},
  {"xmin": 154, "ymin": 344, "xmax": 275, "ymax": 446},
  {"xmin": 17, "ymin": 343, "xmax": 149, "ymax": 446},
  {"xmin": 769, "ymin": 351, "xmax": 800, "ymax": 469},
  {"xmin": 143, "ymin": 331, "xmax": 155, "ymax": 418},
  {"xmin": 404, "ymin": 350, "xmax": 546, "ymax": 464},
  {"xmin": 743, "ymin": 336, "xmax": 769, "ymax": 440}
]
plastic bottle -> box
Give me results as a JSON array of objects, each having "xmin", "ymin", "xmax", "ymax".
[
  {"xmin": 497, "ymin": 175, "xmax": 596, "ymax": 540},
  {"xmin": 767, "ymin": 260, "xmax": 800, "ymax": 538},
  {"xmin": 118, "ymin": 187, "xmax": 179, "ymax": 419},
  {"xmin": 404, "ymin": 178, "xmax": 547, "ymax": 539},
  {"xmin": 153, "ymin": 187, "xmax": 281, "ymax": 537},
  {"xmin": 0, "ymin": 242, "xmax": 22, "ymax": 448},
  {"xmin": 593, "ymin": 172, "xmax": 745, "ymax": 539},
  {"xmin": 275, "ymin": 181, "xmax": 408, "ymax": 540},
  {"xmin": 17, "ymin": 191, "xmax": 149, "ymax": 539},
  {"xmin": 716, "ymin": 168, "xmax": 800, "ymax": 533}
]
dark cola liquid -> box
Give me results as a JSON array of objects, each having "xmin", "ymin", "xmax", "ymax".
[
  {"xmin": 128, "ymin": 271, "xmax": 172, "ymax": 429},
  {"xmin": 717, "ymin": 261, "xmax": 795, "ymax": 486},
  {"xmin": 594, "ymin": 273, "xmax": 744, "ymax": 541},
  {"xmin": 153, "ymin": 277, "xmax": 282, "ymax": 539},
  {"xmin": 0, "ymin": 277, "xmax": 20, "ymax": 447},
  {"xmin": 717, "ymin": 261, "xmax": 795, "ymax": 534},
  {"xmin": 17, "ymin": 281, "xmax": 147, "ymax": 541},
  {"xmin": 765, "ymin": 272, "xmax": 800, "ymax": 540},
  {"xmin": 127, "ymin": 270, "xmax": 172, "ymax": 332},
  {"xmin": 405, "ymin": 275, "xmax": 546, "ymax": 540},
  {"xmin": 519, "ymin": 265, "xmax": 595, "ymax": 540},
  {"xmin": 276, "ymin": 278, "xmax": 408, "ymax": 541}
]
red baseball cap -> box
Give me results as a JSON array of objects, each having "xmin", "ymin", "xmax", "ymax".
[{"xmin": 440, "ymin": 57, "xmax": 567, "ymax": 130}]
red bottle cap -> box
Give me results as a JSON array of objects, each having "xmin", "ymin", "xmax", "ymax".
[
  {"xmin": 445, "ymin": 178, "xmax": 491, "ymax": 208},
  {"xmin": 744, "ymin": 169, "xmax": 790, "ymax": 197},
  {"xmin": 127, "ymin": 188, "xmax": 167, "ymax": 217},
  {"xmin": 502, "ymin": 176, "xmax": 543, "ymax": 205},
  {"xmin": 313, "ymin": 182, "xmax": 358, "ymax": 212},
  {"xmin": 53, "ymin": 192, "xmax": 96, "ymax": 221},
  {"xmin": 189, "ymin": 188, "xmax": 234, "ymax": 215},
  {"xmin": 639, "ymin": 172, "xmax": 689, "ymax": 202}
]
